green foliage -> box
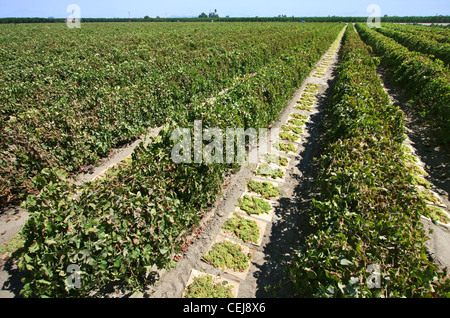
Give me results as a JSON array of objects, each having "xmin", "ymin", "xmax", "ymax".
[
  {"xmin": 376, "ymin": 25, "xmax": 450, "ymax": 66},
  {"xmin": 402, "ymin": 153, "xmax": 419, "ymax": 164},
  {"xmin": 279, "ymin": 131, "xmax": 300, "ymax": 142},
  {"xmin": 289, "ymin": 25, "xmax": 450, "ymax": 298},
  {"xmin": 287, "ymin": 118, "xmax": 306, "ymax": 126},
  {"xmin": 294, "ymin": 104, "xmax": 312, "ymax": 111},
  {"xmin": 297, "ymin": 95, "xmax": 315, "ymax": 105},
  {"xmin": 247, "ymin": 179, "xmax": 281, "ymax": 198},
  {"xmin": 255, "ymin": 164, "xmax": 285, "ymax": 179},
  {"xmin": 260, "ymin": 153, "xmax": 288, "ymax": 166},
  {"xmin": 412, "ymin": 175, "xmax": 432, "ymax": 189},
  {"xmin": 384, "ymin": 23, "xmax": 450, "ymax": 44},
  {"xmin": 18, "ymin": 129, "xmax": 225, "ymax": 297},
  {"xmin": 304, "ymin": 83, "xmax": 320, "ymax": 93},
  {"xmin": 290, "ymin": 113, "xmax": 309, "ymax": 120},
  {"xmin": 236, "ymin": 195, "xmax": 272, "ymax": 215},
  {"xmin": 222, "ymin": 214, "xmax": 260, "ymax": 244},
  {"xmin": 0, "ymin": 232, "xmax": 25, "ymax": 256},
  {"xmin": 281, "ymin": 125, "xmax": 303, "ymax": 135},
  {"xmin": 278, "ymin": 156, "xmax": 288, "ymax": 167},
  {"xmin": 356, "ymin": 23, "xmax": 450, "ymax": 145},
  {"xmin": 1, "ymin": 16, "xmax": 450, "ymax": 24},
  {"xmin": 424, "ymin": 206, "xmax": 450, "ymax": 224},
  {"xmin": 14, "ymin": 22, "xmax": 344, "ymax": 297},
  {"xmin": 418, "ymin": 189, "xmax": 441, "ymax": 204},
  {"xmin": 184, "ymin": 274, "xmax": 234, "ymax": 298},
  {"xmin": 0, "ymin": 22, "xmax": 342, "ymax": 207},
  {"xmin": 202, "ymin": 241, "xmax": 251, "ymax": 272},
  {"xmin": 275, "ymin": 142, "xmax": 296, "ymax": 153},
  {"xmin": 407, "ymin": 164, "xmax": 428, "ymax": 177}
]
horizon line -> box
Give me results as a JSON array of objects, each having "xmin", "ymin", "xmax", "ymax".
[{"xmin": 1, "ymin": 14, "xmax": 449, "ymax": 19}]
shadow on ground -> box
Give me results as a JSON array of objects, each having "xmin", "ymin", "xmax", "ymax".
[
  {"xmin": 252, "ymin": 76, "xmax": 336, "ymax": 298},
  {"xmin": 0, "ymin": 254, "xmax": 24, "ymax": 298}
]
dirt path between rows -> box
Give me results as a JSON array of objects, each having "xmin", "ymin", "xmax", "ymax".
[
  {"xmin": 0, "ymin": 126, "xmax": 164, "ymax": 297},
  {"xmin": 146, "ymin": 29, "xmax": 345, "ymax": 298},
  {"xmin": 352, "ymin": 23, "xmax": 450, "ymax": 271},
  {"xmin": 0, "ymin": 29, "xmax": 344, "ymax": 297},
  {"xmin": 0, "ymin": 72, "xmax": 258, "ymax": 297},
  {"xmin": 375, "ymin": 65, "xmax": 450, "ymax": 272}
]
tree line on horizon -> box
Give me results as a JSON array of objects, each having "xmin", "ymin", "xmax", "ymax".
[{"xmin": 0, "ymin": 15, "xmax": 449, "ymax": 24}]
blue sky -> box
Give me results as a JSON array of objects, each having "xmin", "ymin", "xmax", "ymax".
[{"xmin": 0, "ymin": 0, "xmax": 448, "ymax": 18}]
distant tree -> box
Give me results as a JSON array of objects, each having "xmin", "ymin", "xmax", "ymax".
[
  {"xmin": 199, "ymin": 12, "xmax": 208, "ymax": 18},
  {"xmin": 144, "ymin": 15, "xmax": 150, "ymax": 20},
  {"xmin": 209, "ymin": 9, "xmax": 219, "ymax": 18}
]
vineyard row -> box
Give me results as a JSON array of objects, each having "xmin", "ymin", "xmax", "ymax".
[{"xmin": 288, "ymin": 25, "xmax": 449, "ymax": 298}]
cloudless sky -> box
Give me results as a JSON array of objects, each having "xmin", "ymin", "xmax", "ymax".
[{"xmin": 0, "ymin": 0, "xmax": 448, "ymax": 18}]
